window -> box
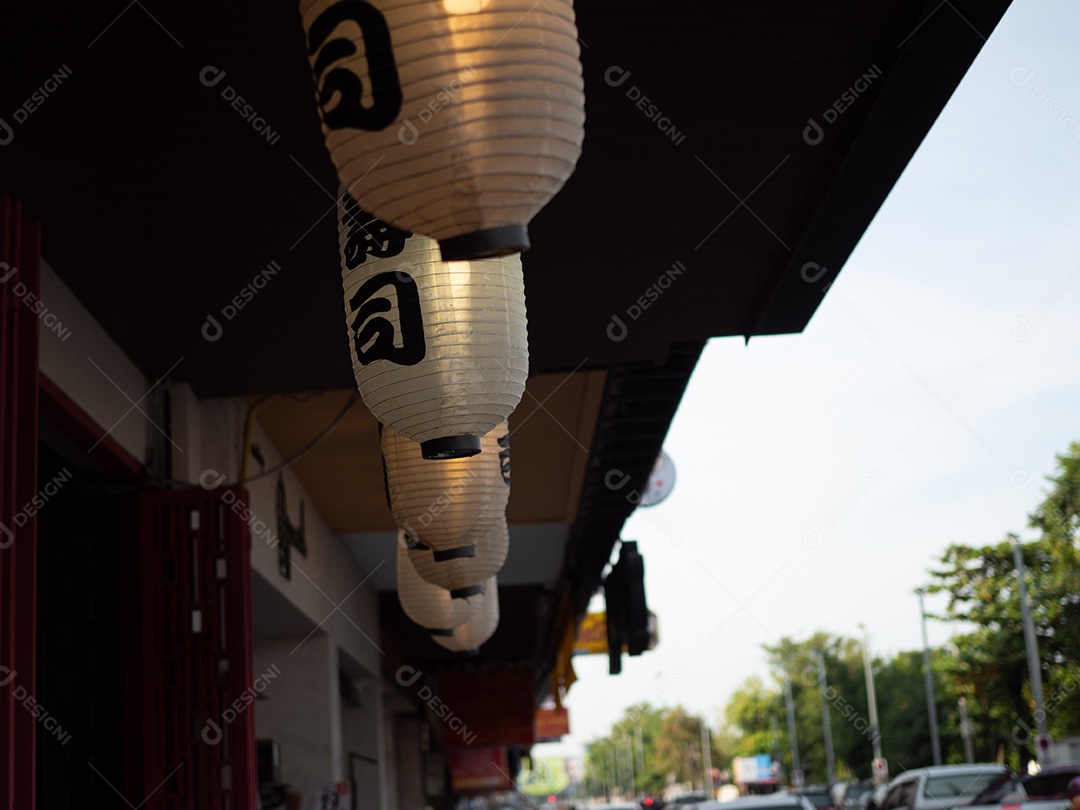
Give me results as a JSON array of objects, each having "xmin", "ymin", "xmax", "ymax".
[{"xmin": 923, "ymin": 772, "xmax": 1005, "ymax": 805}]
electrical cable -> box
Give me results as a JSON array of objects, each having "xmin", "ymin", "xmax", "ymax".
[{"xmin": 146, "ymin": 390, "xmax": 361, "ymax": 491}]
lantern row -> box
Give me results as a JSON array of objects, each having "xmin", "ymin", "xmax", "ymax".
[
  {"xmin": 387, "ymin": 422, "xmax": 511, "ymax": 651},
  {"xmin": 306, "ymin": 0, "xmax": 584, "ymax": 651}
]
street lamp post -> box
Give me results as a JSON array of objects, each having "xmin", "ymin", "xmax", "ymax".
[
  {"xmin": 702, "ymin": 718, "xmax": 715, "ymax": 798},
  {"xmin": 916, "ymin": 588, "xmax": 943, "ymax": 766},
  {"xmin": 785, "ymin": 675, "xmax": 803, "ymax": 786},
  {"xmin": 814, "ymin": 649, "xmax": 837, "ymax": 784},
  {"xmin": 959, "ymin": 697, "xmax": 975, "ymax": 764},
  {"xmin": 858, "ymin": 624, "xmax": 885, "ymax": 780},
  {"xmin": 1011, "ymin": 532, "xmax": 1050, "ymax": 764}
]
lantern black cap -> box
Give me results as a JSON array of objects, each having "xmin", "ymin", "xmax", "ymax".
[
  {"xmin": 421, "ymin": 435, "xmax": 481, "ymax": 460},
  {"xmin": 450, "ymin": 584, "xmax": 485, "ymax": 600},
  {"xmin": 438, "ymin": 225, "xmax": 529, "ymax": 261}
]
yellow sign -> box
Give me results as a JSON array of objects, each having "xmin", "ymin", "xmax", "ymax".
[{"xmin": 573, "ymin": 612, "xmax": 608, "ymax": 655}]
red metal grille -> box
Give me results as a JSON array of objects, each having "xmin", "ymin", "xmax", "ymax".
[
  {"xmin": 139, "ymin": 487, "xmax": 257, "ymax": 810},
  {"xmin": 0, "ymin": 195, "xmax": 40, "ymax": 810}
]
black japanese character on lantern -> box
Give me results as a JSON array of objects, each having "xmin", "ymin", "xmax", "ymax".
[
  {"xmin": 497, "ymin": 431, "xmax": 511, "ymax": 486},
  {"xmin": 348, "ymin": 271, "xmax": 426, "ymax": 366},
  {"xmin": 341, "ymin": 193, "xmax": 412, "ymax": 269},
  {"xmin": 307, "ymin": 0, "xmax": 403, "ymax": 132}
]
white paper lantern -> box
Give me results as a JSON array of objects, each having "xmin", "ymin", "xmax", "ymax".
[
  {"xmin": 301, "ymin": 0, "xmax": 586, "ymax": 260},
  {"xmin": 407, "ymin": 515, "xmax": 508, "ymax": 595},
  {"xmin": 396, "ymin": 535, "xmax": 486, "ymax": 633},
  {"xmin": 433, "ymin": 578, "xmax": 500, "ymax": 653},
  {"xmin": 341, "ymin": 198, "xmax": 527, "ymax": 458},
  {"xmin": 383, "ymin": 421, "xmax": 510, "ymax": 554}
]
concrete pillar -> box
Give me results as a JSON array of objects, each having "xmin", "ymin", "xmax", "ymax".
[
  {"xmin": 341, "ymin": 676, "xmax": 391, "ymax": 810},
  {"xmin": 253, "ymin": 635, "xmax": 342, "ymax": 794}
]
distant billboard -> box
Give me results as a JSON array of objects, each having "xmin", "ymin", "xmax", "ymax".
[{"xmin": 733, "ymin": 755, "xmax": 776, "ymax": 785}]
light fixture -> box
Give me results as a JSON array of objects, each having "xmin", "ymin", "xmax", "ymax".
[
  {"xmin": 382, "ymin": 421, "xmax": 510, "ymax": 570},
  {"xmin": 396, "ymin": 535, "xmax": 485, "ymax": 633},
  {"xmin": 407, "ymin": 515, "xmax": 508, "ymax": 597},
  {"xmin": 341, "ymin": 197, "xmax": 526, "ymax": 459},
  {"xmin": 433, "ymin": 578, "xmax": 500, "ymax": 653},
  {"xmin": 301, "ymin": 0, "xmax": 586, "ymax": 260}
]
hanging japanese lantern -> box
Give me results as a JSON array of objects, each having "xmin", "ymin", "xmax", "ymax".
[
  {"xmin": 300, "ymin": 0, "xmax": 586, "ymax": 261},
  {"xmin": 407, "ymin": 515, "xmax": 508, "ymax": 595},
  {"xmin": 382, "ymin": 421, "xmax": 510, "ymax": 554},
  {"xmin": 433, "ymin": 579, "xmax": 500, "ymax": 653},
  {"xmin": 396, "ymin": 535, "xmax": 486, "ymax": 634},
  {"xmin": 342, "ymin": 198, "xmax": 527, "ymax": 459}
]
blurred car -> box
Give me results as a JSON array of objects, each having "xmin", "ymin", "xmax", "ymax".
[
  {"xmin": 793, "ymin": 786, "xmax": 835, "ymax": 810},
  {"xmin": 968, "ymin": 762, "xmax": 1080, "ymax": 807},
  {"xmin": 837, "ymin": 783, "xmax": 874, "ymax": 810},
  {"xmin": 697, "ymin": 795, "xmax": 816, "ymax": 810},
  {"xmin": 877, "ymin": 764, "xmax": 1009, "ymax": 810},
  {"xmin": 671, "ymin": 794, "xmax": 709, "ymax": 805},
  {"xmin": 862, "ymin": 783, "xmax": 891, "ymax": 810}
]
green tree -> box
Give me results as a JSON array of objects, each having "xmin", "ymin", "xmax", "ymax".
[
  {"xmin": 926, "ymin": 442, "xmax": 1080, "ymax": 770},
  {"xmin": 762, "ymin": 633, "xmax": 875, "ymax": 783},
  {"xmin": 655, "ymin": 706, "xmax": 709, "ymax": 787}
]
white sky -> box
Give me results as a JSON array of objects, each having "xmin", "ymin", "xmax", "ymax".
[{"xmin": 538, "ymin": 0, "xmax": 1080, "ymax": 759}]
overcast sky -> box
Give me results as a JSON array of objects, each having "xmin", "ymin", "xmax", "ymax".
[{"xmin": 537, "ymin": 0, "xmax": 1080, "ymax": 761}]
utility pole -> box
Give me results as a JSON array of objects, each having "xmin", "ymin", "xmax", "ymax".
[
  {"xmin": 785, "ymin": 675, "xmax": 803, "ymax": 786},
  {"xmin": 814, "ymin": 649, "xmax": 837, "ymax": 784},
  {"xmin": 959, "ymin": 697, "xmax": 975, "ymax": 764},
  {"xmin": 702, "ymin": 718, "xmax": 715, "ymax": 798},
  {"xmin": 1012, "ymin": 533, "xmax": 1050, "ymax": 764},
  {"xmin": 916, "ymin": 588, "xmax": 942, "ymax": 766},
  {"xmin": 608, "ymin": 749, "xmax": 617, "ymax": 800},
  {"xmin": 858, "ymin": 624, "xmax": 884, "ymax": 779},
  {"xmin": 630, "ymin": 725, "xmax": 639, "ymax": 777},
  {"xmin": 626, "ymin": 738, "xmax": 636, "ymax": 797}
]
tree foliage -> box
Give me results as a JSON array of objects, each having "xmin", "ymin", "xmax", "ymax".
[{"xmin": 586, "ymin": 441, "xmax": 1080, "ymax": 791}]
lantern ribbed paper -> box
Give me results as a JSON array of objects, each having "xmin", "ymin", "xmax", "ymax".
[
  {"xmin": 301, "ymin": 0, "xmax": 586, "ymax": 261},
  {"xmin": 383, "ymin": 421, "xmax": 510, "ymax": 555},
  {"xmin": 396, "ymin": 536, "xmax": 485, "ymax": 632},
  {"xmin": 408, "ymin": 516, "xmax": 508, "ymax": 596},
  {"xmin": 342, "ymin": 198, "xmax": 527, "ymax": 459},
  {"xmin": 433, "ymin": 578, "xmax": 500, "ymax": 653}
]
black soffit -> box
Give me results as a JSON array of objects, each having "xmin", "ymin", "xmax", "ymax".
[{"xmin": 0, "ymin": 0, "xmax": 1011, "ymax": 397}]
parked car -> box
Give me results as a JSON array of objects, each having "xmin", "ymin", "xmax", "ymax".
[
  {"xmin": 697, "ymin": 795, "xmax": 816, "ymax": 810},
  {"xmin": 878, "ymin": 765, "xmax": 1010, "ymax": 810}
]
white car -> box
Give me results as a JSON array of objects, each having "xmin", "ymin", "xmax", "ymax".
[
  {"xmin": 699, "ymin": 794, "xmax": 817, "ymax": 810},
  {"xmin": 878, "ymin": 765, "xmax": 1010, "ymax": 810}
]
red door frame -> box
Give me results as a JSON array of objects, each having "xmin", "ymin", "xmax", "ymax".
[
  {"xmin": 1, "ymin": 195, "xmax": 41, "ymax": 810},
  {"xmin": 3, "ymin": 192, "xmax": 257, "ymax": 808}
]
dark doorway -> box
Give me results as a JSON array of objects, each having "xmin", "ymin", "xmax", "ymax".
[{"xmin": 34, "ymin": 435, "xmax": 134, "ymax": 808}]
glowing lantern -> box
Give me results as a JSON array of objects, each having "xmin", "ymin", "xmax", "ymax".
[
  {"xmin": 382, "ymin": 420, "xmax": 510, "ymax": 553},
  {"xmin": 300, "ymin": 0, "xmax": 586, "ymax": 260},
  {"xmin": 407, "ymin": 515, "xmax": 508, "ymax": 596},
  {"xmin": 396, "ymin": 535, "xmax": 486, "ymax": 633},
  {"xmin": 341, "ymin": 198, "xmax": 526, "ymax": 459},
  {"xmin": 433, "ymin": 579, "xmax": 500, "ymax": 653}
]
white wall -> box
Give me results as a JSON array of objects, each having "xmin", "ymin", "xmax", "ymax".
[
  {"xmin": 341, "ymin": 676, "xmax": 390, "ymax": 810},
  {"xmin": 253, "ymin": 636, "xmax": 337, "ymax": 785},
  {"xmin": 37, "ymin": 261, "xmax": 149, "ymax": 465}
]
